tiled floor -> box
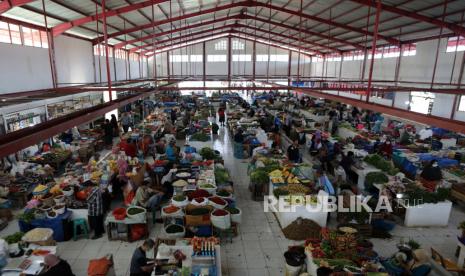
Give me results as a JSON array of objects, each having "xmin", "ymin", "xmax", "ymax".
[{"xmin": 1, "ymin": 126, "xmax": 464, "ymax": 275}]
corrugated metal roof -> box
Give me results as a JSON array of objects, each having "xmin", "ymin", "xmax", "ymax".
[{"xmin": 1, "ymin": 0, "xmax": 465, "ymax": 54}]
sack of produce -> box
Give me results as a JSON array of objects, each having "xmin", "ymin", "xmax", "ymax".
[
  {"xmin": 161, "ymin": 205, "xmax": 184, "ymax": 218},
  {"xmin": 185, "ymin": 205, "xmax": 213, "ymax": 226},
  {"xmin": 187, "ymin": 189, "xmax": 210, "ymax": 201},
  {"xmin": 22, "ymin": 228, "xmax": 54, "ymax": 245},
  {"xmin": 225, "ymin": 207, "xmax": 242, "ymax": 224},
  {"xmin": 191, "ymin": 197, "xmax": 208, "ymax": 206},
  {"xmin": 171, "ymin": 195, "xmax": 189, "ymax": 207},
  {"xmin": 164, "ymin": 224, "xmax": 185, "ymax": 239},
  {"xmin": 216, "ymin": 190, "xmax": 232, "ymax": 199},
  {"xmin": 126, "ymin": 206, "xmax": 147, "ymax": 221},
  {"xmin": 198, "ymin": 184, "xmax": 217, "ymax": 195},
  {"xmin": 211, "ymin": 209, "xmax": 231, "ymax": 230},
  {"xmin": 208, "ymin": 196, "xmax": 227, "ymax": 209},
  {"xmin": 62, "ymin": 186, "xmax": 74, "ymax": 197}
]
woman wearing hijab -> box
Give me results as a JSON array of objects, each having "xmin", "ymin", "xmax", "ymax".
[
  {"xmin": 420, "ymin": 159, "xmax": 443, "ymax": 192},
  {"xmin": 380, "ymin": 139, "xmax": 393, "ymax": 159},
  {"xmin": 110, "ymin": 114, "xmax": 119, "ymax": 137}
]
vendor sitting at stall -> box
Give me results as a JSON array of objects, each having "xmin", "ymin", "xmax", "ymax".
[
  {"xmin": 382, "ymin": 249, "xmax": 431, "ymax": 276},
  {"xmin": 130, "ymin": 239, "xmax": 155, "ymax": 276},
  {"xmin": 234, "ymin": 128, "xmax": 245, "ymax": 144},
  {"xmin": 379, "ymin": 139, "xmax": 393, "ymax": 159},
  {"xmin": 420, "ymin": 159, "xmax": 443, "ymax": 192},
  {"xmin": 133, "ymin": 180, "xmax": 165, "ymax": 214},
  {"xmin": 287, "ymin": 140, "xmax": 300, "ymax": 163},
  {"xmin": 165, "ymin": 139, "xmax": 178, "ymax": 163},
  {"xmin": 121, "ymin": 138, "xmax": 138, "ymax": 158},
  {"xmin": 20, "ymin": 254, "xmax": 74, "ymax": 276}
]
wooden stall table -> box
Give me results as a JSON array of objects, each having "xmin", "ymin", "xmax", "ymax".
[{"xmin": 104, "ymin": 212, "xmax": 148, "ymax": 242}]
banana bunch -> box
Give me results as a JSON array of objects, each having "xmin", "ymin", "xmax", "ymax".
[{"xmin": 269, "ymin": 169, "xmax": 283, "ymax": 178}]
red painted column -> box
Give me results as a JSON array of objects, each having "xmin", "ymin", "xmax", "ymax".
[
  {"xmin": 287, "ymin": 50, "xmax": 292, "ymax": 92},
  {"xmin": 228, "ymin": 36, "xmax": 232, "ymax": 83},
  {"xmin": 252, "ymin": 41, "xmax": 256, "ymax": 81},
  {"xmin": 101, "ymin": 0, "xmax": 113, "ymax": 101},
  {"xmin": 203, "ymin": 41, "xmax": 206, "ymax": 87},
  {"xmin": 167, "ymin": 51, "xmax": 170, "ymax": 81},
  {"xmin": 365, "ymin": 0, "xmax": 381, "ymax": 103},
  {"xmin": 41, "ymin": 0, "xmax": 57, "ymax": 88}
]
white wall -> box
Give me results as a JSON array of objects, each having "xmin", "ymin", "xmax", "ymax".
[
  {"xmin": 148, "ymin": 39, "xmax": 292, "ymax": 79},
  {"xmin": 0, "ymin": 43, "xmax": 53, "ymax": 94},
  {"xmin": 54, "ymin": 36, "xmax": 94, "ymax": 85}
]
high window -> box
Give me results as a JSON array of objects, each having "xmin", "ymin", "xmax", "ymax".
[
  {"xmin": 0, "ymin": 20, "xmax": 49, "ymax": 48},
  {"xmin": 446, "ymin": 36, "xmax": 465, "ymax": 52},
  {"xmin": 232, "ymin": 54, "xmax": 251, "ymax": 62},
  {"xmin": 232, "ymin": 40, "xmax": 244, "ymax": 50},
  {"xmin": 207, "ymin": 55, "xmax": 227, "ymax": 62},
  {"xmin": 190, "ymin": 55, "xmax": 203, "ymax": 62},
  {"xmin": 214, "ymin": 40, "xmax": 227, "ymax": 50},
  {"xmin": 169, "ymin": 55, "xmax": 189, "ymax": 62}
]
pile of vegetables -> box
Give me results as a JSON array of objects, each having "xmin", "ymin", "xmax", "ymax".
[
  {"xmin": 4, "ymin": 232, "xmax": 24, "ymax": 244},
  {"xmin": 190, "ymin": 132, "xmax": 210, "ymax": 142},
  {"xmin": 365, "ymin": 172, "xmax": 389, "ymax": 190},
  {"xmin": 251, "ymin": 169, "xmax": 269, "ymax": 185},
  {"xmin": 364, "ymin": 154, "xmax": 399, "ymax": 175},
  {"xmin": 199, "ymin": 147, "xmax": 223, "ymax": 162},
  {"xmin": 173, "ymin": 195, "xmax": 186, "ymax": 202},
  {"xmin": 199, "ymin": 147, "xmax": 216, "ymax": 160},
  {"xmin": 273, "ymin": 188, "xmax": 290, "ymax": 198},
  {"xmin": 189, "ymin": 208, "xmax": 211, "ymax": 216},
  {"xmin": 404, "ymin": 186, "xmax": 450, "ymax": 205},
  {"xmin": 225, "ymin": 207, "xmax": 240, "ymax": 214},
  {"xmin": 212, "ymin": 209, "xmax": 228, "ymax": 216},
  {"xmin": 127, "ymin": 207, "xmax": 145, "ymax": 215},
  {"xmin": 18, "ymin": 211, "xmax": 35, "ymax": 223},
  {"xmin": 163, "ymin": 205, "xmax": 180, "ymax": 214},
  {"xmin": 217, "ymin": 190, "xmax": 231, "ymax": 197},
  {"xmin": 214, "ymin": 168, "xmax": 230, "ymax": 184},
  {"xmin": 277, "ymin": 184, "xmax": 310, "ymax": 196},
  {"xmin": 187, "ymin": 189, "xmax": 210, "ymax": 200},
  {"xmin": 165, "ymin": 224, "xmax": 184, "ymax": 233}
]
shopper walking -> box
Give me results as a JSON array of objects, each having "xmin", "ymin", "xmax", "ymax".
[
  {"xmin": 87, "ymin": 184, "xmax": 104, "ymax": 239},
  {"xmin": 218, "ymin": 107, "xmax": 226, "ymax": 126},
  {"xmin": 121, "ymin": 112, "xmax": 132, "ymax": 133},
  {"xmin": 170, "ymin": 108, "xmax": 177, "ymax": 124},
  {"xmin": 103, "ymin": 119, "xmax": 113, "ymax": 147},
  {"xmin": 110, "ymin": 114, "xmax": 119, "ymax": 137}
]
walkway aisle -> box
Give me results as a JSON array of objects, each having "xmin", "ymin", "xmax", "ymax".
[{"xmin": 213, "ymin": 126, "xmax": 296, "ymax": 276}]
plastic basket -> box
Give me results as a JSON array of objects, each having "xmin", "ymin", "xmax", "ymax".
[{"xmin": 112, "ymin": 208, "xmax": 127, "ymax": 220}]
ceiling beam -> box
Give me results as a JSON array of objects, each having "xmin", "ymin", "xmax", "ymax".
[
  {"xmin": 0, "ymin": 0, "xmax": 34, "ymax": 14},
  {"xmin": 143, "ymin": 29, "xmax": 318, "ymax": 57},
  {"xmin": 243, "ymin": 14, "xmax": 363, "ymax": 50},
  {"xmin": 119, "ymin": 14, "xmax": 336, "ymax": 53},
  {"xmin": 51, "ymin": 0, "xmax": 169, "ymax": 36},
  {"xmin": 117, "ymin": 14, "xmax": 242, "ymax": 49},
  {"xmin": 254, "ymin": 1, "xmax": 400, "ymax": 45},
  {"xmin": 138, "ymin": 24, "xmax": 323, "ymax": 55},
  {"xmin": 100, "ymin": 1, "xmax": 250, "ymax": 40},
  {"xmin": 350, "ymin": 0, "xmax": 465, "ymax": 37}
]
